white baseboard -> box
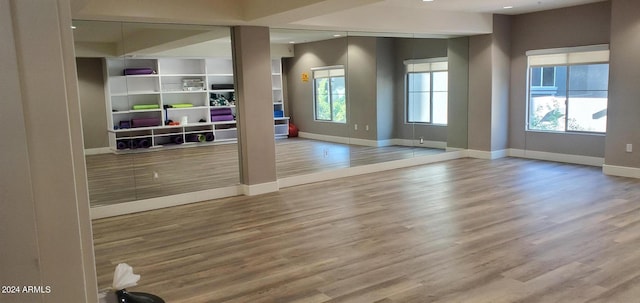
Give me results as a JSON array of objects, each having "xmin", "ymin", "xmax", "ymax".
[
  {"xmin": 507, "ymin": 149, "xmax": 604, "ymax": 167},
  {"xmin": 299, "ymin": 132, "xmax": 350, "ymax": 144},
  {"xmin": 466, "ymin": 149, "xmax": 508, "ymax": 160},
  {"xmin": 84, "ymin": 147, "xmax": 112, "ymax": 155},
  {"xmin": 603, "ymin": 164, "xmax": 640, "ymax": 179},
  {"xmin": 391, "ymin": 139, "xmax": 447, "ymax": 149},
  {"xmin": 446, "ymin": 147, "xmax": 465, "ymax": 152},
  {"xmin": 90, "ymin": 185, "xmax": 241, "ymax": 219},
  {"xmin": 298, "ymin": 132, "xmax": 446, "ymax": 149},
  {"xmin": 278, "ymin": 151, "xmax": 464, "ymax": 188},
  {"xmin": 242, "ymin": 181, "xmax": 279, "ymax": 196}
]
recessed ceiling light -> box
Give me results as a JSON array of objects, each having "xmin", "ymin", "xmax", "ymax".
[
  {"xmin": 289, "ymin": 41, "xmax": 295, "ymax": 44},
  {"xmin": 333, "ymin": 34, "xmax": 342, "ymax": 37},
  {"xmin": 71, "ymin": 25, "xmax": 77, "ymax": 29},
  {"xmin": 503, "ymin": 6, "xmax": 514, "ymax": 9},
  {"xmin": 423, "ymin": 0, "xmax": 434, "ymax": 2}
]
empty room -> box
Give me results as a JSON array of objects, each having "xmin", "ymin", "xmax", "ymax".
[{"xmin": 3, "ymin": 0, "xmax": 640, "ymax": 302}]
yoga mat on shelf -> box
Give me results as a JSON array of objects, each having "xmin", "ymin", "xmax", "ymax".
[
  {"xmin": 116, "ymin": 141, "xmax": 128, "ymax": 150},
  {"xmin": 131, "ymin": 118, "xmax": 161, "ymax": 128},
  {"xmin": 124, "ymin": 68, "xmax": 154, "ymax": 75},
  {"xmin": 211, "ymin": 84, "xmax": 234, "ymax": 90},
  {"xmin": 172, "ymin": 136, "xmax": 184, "ymax": 144},
  {"xmin": 128, "ymin": 140, "xmax": 139, "ymax": 149},
  {"xmin": 204, "ymin": 132, "xmax": 215, "ymax": 142},
  {"xmin": 187, "ymin": 134, "xmax": 206, "ymax": 143},
  {"xmin": 210, "ymin": 114, "xmax": 234, "ymax": 122},
  {"xmin": 169, "ymin": 103, "xmax": 194, "ymax": 108},
  {"xmin": 138, "ymin": 138, "xmax": 151, "ymax": 148},
  {"xmin": 132, "ymin": 104, "xmax": 159, "ymax": 110},
  {"xmin": 210, "ymin": 108, "xmax": 233, "ymax": 116}
]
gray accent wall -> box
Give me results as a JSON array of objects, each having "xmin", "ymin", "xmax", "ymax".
[
  {"xmin": 76, "ymin": 58, "xmax": 109, "ymax": 149},
  {"xmin": 285, "ymin": 37, "xmax": 349, "ymax": 137},
  {"xmin": 468, "ymin": 34, "xmax": 493, "ymax": 151},
  {"xmin": 605, "ymin": 0, "xmax": 640, "ymax": 168},
  {"xmin": 447, "ymin": 37, "xmax": 469, "ymax": 149},
  {"xmin": 347, "ymin": 36, "xmax": 378, "ymax": 141},
  {"xmin": 468, "ymin": 15, "xmax": 512, "ymax": 152},
  {"xmin": 509, "ymin": 2, "xmax": 610, "ymax": 156},
  {"xmin": 286, "ymin": 36, "xmax": 452, "ymax": 144},
  {"xmin": 376, "ymin": 37, "xmax": 395, "ymax": 141},
  {"xmin": 393, "ymin": 38, "xmax": 449, "ymax": 142},
  {"xmin": 491, "ymin": 15, "xmax": 511, "ymax": 151}
]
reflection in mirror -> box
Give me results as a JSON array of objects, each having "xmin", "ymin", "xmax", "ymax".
[
  {"xmin": 74, "ymin": 21, "xmax": 240, "ymax": 207},
  {"xmin": 404, "ymin": 37, "xmax": 449, "ymax": 157},
  {"xmin": 344, "ymin": 34, "xmax": 451, "ymax": 168},
  {"xmin": 273, "ymin": 29, "xmax": 351, "ymax": 178}
]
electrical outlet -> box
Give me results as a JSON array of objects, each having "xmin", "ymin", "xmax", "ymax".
[
  {"xmin": 354, "ymin": 124, "xmax": 358, "ymax": 130},
  {"xmin": 626, "ymin": 144, "xmax": 633, "ymax": 153},
  {"xmin": 153, "ymin": 171, "xmax": 159, "ymax": 179},
  {"xmin": 365, "ymin": 125, "xmax": 369, "ymax": 131},
  {"xmin": 419, "ymin": 137, "xmax": 424, "ymax": 144}
]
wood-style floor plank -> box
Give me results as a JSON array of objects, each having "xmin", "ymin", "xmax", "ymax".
[
  {"xmin": 92, "ymin": 158, "xmax": 640, "ymax": 302},
  {"xmin": 86, "ymin": 138, "xmax": 443, "ymax": 206}
]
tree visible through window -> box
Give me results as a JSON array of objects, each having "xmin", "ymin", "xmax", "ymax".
[
  {"xmin": 313, "ymin": 67, "xmax": 346, "ymax": 123},
  {"xmin": 527, "ymin": 47, "xmax": 609, "ymax": 133}
]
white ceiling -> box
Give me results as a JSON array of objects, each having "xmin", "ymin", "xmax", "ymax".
[
  {"xmin": 377, "ymin": 0, "xmax": 606, "ymax": 15},
  {"xmin": 71, "ymin": 0, "xmax": 608, "ymax": 56}
]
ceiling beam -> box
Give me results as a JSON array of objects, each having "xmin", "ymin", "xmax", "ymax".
[{"xmin": 241, "ymin": 0, "xmax": 385, "ymax": 25}]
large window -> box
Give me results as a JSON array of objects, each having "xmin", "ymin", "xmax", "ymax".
[
  {"xmin": 313, "ymin": 66, "xmax": 346, "ymax": 123},
  {"xmin": 405, "ymin": 58, "xmax": 448, "ymax": 124},
  {"xmin": 527, "ymin": 46, "xmax": 609, "ymax": 133}
]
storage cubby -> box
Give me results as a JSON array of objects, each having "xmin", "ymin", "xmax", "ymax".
[{"xmin": 104, "ymin": 57, "xmax": 289, "ymax": 152}]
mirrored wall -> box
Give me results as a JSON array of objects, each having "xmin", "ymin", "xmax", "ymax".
[
  {"xmin": 74, "ymin": 21, "xmax": 240, "ymax": 207},
  {"xmin": 74, "ymin": 21, "xmax": 469, "ymax": 208},
  {"xmin": 275, "ymin": 29, "xmax": 469, "ymax": 179}
]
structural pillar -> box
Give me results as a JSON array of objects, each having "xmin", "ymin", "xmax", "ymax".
[
  {"xmin": 0, "ymin": 0, "xmax": 97, "ymax": 302},
  {"xmin": 231, "ymin": 26, "xmax": 278, "ymax": 195}
]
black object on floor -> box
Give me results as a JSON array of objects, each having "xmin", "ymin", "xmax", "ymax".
[{"xmin": 116, "ymin": 289, "xmax": 165, "ymax": 303}]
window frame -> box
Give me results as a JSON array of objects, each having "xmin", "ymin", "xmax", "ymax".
[
  {"xmin": 526, "ymin": 45, "xmax": 609, "ymax": 134},
  {"xmin": 404, "ymin": 58, "xmax": 448, "ymax": 125},
  {"xmin": 311, "ymin": 65, "xmax": 346, "ymax": 124}
]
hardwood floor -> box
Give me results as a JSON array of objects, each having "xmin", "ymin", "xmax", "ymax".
[
  {"xmin": 86, "ymin": 138, "xmax": 444, "ymax": 206},
  {"xmin": 92, "ymin": 158, "xmax": 640, "ymax": 302}
]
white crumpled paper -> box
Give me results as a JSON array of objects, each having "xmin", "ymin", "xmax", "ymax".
[{"xmin": 112, "ymin": 263, "xmax": 140, "ymax": 290}]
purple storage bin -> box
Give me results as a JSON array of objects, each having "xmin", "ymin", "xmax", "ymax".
[
  {"xmin": 124, "ymin": 68, "xmax": 155, "ymax": 75},
  {"xmin": 131, "ymin": 118, "xmax": 161, "ymax": 128},
  {"xmin": 210, "ymin": 114, "xmax": 235, "ymax": 122},
  {"xmin": 210, "ymin": 108, "xmax": 233, "ymax": 116}
]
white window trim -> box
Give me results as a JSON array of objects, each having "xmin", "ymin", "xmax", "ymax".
[
  {"xmin": 405, "ymin": 58, "xmax": 448, "ymax": 125},
  {"xmin": 526, "ymin": 45, "xmax": 610, "ymax": 134},
  {"xmin": 312, "ymin": 65, "xmax": 346, "ymax": 123}
]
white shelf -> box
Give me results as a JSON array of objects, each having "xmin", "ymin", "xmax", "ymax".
[
  {"xmin": 113, "ymin": 109, "xmax": 162, "ymax": 114},
  {"xmin": 115, "ymin": 74, "xmax": 159, "ymax": 78},
  {"xmin": 105, "ymin": 57, "xmax": 289, "ymax": 151},
  {"xmin": 161, "ymin": 90, "xmax": 206, "ymax": 94},
  {"xmin": 274, "ymin": 117, "xmax": 290, "ymax": 121},
  {"xmin": 111, "ymin": 91, "xmax": 160, "ymax": 97},
  {"xmin": 211, "ymin": 121, "xmax": 237, "ymax": 125},
  {"xmin": 166, "ymin": 106, "xmax": 209, "ymax": 111},
  {"xmin": 161, "ymin": 74, "xmax": 205, "ymax": 77}
]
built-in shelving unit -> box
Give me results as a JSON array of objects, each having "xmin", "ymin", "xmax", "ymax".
[{"xmin": 104, "ymin": 57, "xmax": 288, "ymax": 152}]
